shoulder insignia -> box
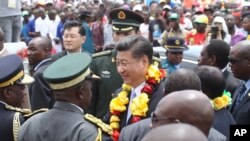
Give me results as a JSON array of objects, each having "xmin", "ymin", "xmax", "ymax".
[
  {"xmin": 23, "ymin": 108, "xmax": 48, "ymax": 119},
  {"xmin": 13, "ymin": 112, "xmax": 21, "ymax": 141},
  {"xmin": 5, "ymin": 105, "xmax": 31, "ymax": 114},
  {"xmin": 84, "ymin": 114, "xmax": 113, "ymax": 135},
  {"xmin": 92, "ymin": 50, "xmax": 112, "ymax": 58}
]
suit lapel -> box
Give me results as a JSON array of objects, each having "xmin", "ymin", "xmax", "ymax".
[
  {"xmin": 229, "ymin": 82, "xmax": 244, "ymax": 112},
  {"xmin": 232, "ymin": 89, "xmax": 250, "ymax": 114},
  {"xmin": 223, "ymin": 69, "xmax": 229, "ymax": 78}
]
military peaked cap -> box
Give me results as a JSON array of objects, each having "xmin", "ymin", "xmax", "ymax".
[
  {"xmin": 109, "ymin": 8, "xmax": 144, "ymax": 32},
  {"xmin": 0, "ymin": 54, "xmax": 34, "ymax": 88},
  {"xmin": 163, "ymin": 37, "xmax": 189, "ymax": 52},
  {"xmin": 43, "ymin": 52, "xmax": 99, "ymax": 90}
]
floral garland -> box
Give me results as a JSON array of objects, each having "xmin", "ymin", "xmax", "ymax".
[
  {"xmin": 109, "ymin": 64, "xmax": 165, "ymax": 141},
  {"xmin": 211, "ymin": 90, "xmax": 232, "ymax": 110}
]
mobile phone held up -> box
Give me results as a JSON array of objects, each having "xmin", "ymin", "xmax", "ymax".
[{"xmin": 211, "ymin": 26, "xmax": 219, "ymax": 34}]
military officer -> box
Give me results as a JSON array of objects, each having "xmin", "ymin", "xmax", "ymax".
[
  {"xmin": 0, "ymin": 54, "xmax": 34, "ymax": 141},
  {"xmin": 18, "ymin": 53, "xmax": 113, "ymax": 141},
  {"xmin": 161, "ymin": 37, "xmax": 189, "ymax": 75},
  {"xmin": 88, "ymin": 8, "xmax": 145, "ymax": 119}
]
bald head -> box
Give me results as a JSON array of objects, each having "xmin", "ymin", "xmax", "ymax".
[
  {"xmin": 142, "ymin": 123, "xmax": 207, "ymax": 141},
  {"xmin": 232, "ymin": 40, "xmax": 250, "ymax": 57},
  {"xmin": 28, "ymin": 37, "xmax": 52, "ymax": 65},
  {"xmin": 165, "ymin": 68, "xmax": 201, "ymax": 95},
  {"xmin": 29, "ymin": 37, "xmax": 52, "ymax": 51},
  {"xmin": 229, "ymin": 40, "xmax": 250, "ymax": 81},
  {"xmin": 153, "ymin": 90, "xmax": 214, "ymax": 136}
]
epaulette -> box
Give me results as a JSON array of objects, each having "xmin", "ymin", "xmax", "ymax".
[
  {"xmin": 92, "ymin": 50, "xmax": 112, "ymax": 58},
  {"xmin": 5, "ymin": 105, "xmax": 31, "ymax": 114},
  {"xmin": 23, "ymin": 108, "xmax": 48, "ymax": 119},
  {"xmin": 84, "ymin": 114, "xmax": 113, "ymax": 135}
]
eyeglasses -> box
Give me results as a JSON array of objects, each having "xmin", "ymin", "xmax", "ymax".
[
  {"xmin": 228, "ymin": 56, "xmax": 250, "ymax": 64},
  {"xmin": 63, "ymin": 34, "xmax": 81, "ymax": 39},
  {"xmin": 151, "ymin": 112, "xmax": 180, "ymax": 125}
]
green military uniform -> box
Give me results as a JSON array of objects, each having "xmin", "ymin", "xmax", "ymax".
[
  {"xmin": 18, "ymin": 53, "xmax": 113, "ymax": 141},
  {"xmin": 89, "ymin": 49, "xmax": 123, "ymax": 119},
  {"xmin": 87, "ymin": 8, "xmax": 145, "ymax": 119}
]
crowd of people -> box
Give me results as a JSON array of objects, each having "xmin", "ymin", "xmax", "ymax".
[{"xmin": 1, "ymin": 0, "xmax": 250, "ymax": 141}]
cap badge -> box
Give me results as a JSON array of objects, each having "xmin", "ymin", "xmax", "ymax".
[
  {"xmin": 118, "ymin": 11, "xmax": 126, "ymax": 19},
  {"xmin": 175, "ymin": 40, "xmax": 180, "ymax": 45}
]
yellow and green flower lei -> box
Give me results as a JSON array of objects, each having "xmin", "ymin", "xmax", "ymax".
[{"xmin": 211, "ymin": 90, "xmax": 232, "ymax": 110}]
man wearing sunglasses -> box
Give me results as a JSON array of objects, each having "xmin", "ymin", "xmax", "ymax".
[
  {"xmin": 161, "ymin": 36, "xmax": 188, "ymax": 75},
  {"xmin": 229, "ymin": 40, "xmax": 250, "ymax": 125}
]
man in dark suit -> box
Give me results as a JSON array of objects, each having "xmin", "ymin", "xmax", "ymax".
[
  {"xmin": 28, "ymin": 37, "xmax": 53, "ymax": 111},
  {"xmin": 51, "ymin": 21, "xmax": 86, "ymax": 62},
  {"xmin": 198, "ymin": 39, "xmax": 240, "ymax": 95},
  {"xmin": 195, "ymin": 65, "xmax": 236, "ymax": 139},
  {"xmin": 88, "ymin": 8, "xmax": 145, "ymax": 119},
  {"xmin": 104, "ymin": 35, "xmax": 165, "ymax": 136},
  {"xmin": 229, "ymin": 40, "xmax": 250, "ymax": 124},
  {"xmin": 0, "ymin": 54, "xmax": 34, "ymax": 141},
  {"xmin": 18, "ymin": 53, "xmax": 113, "ymax": 141}
]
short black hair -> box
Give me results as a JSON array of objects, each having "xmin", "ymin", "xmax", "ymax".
[
  {"xmin": 194, "ymin": 66, "xmax": 225, "ymax": 99},
  {"xmin": 63, "ymin": 21, "xmax": 86, "ymax": 36},
  {"xmin": 116, "ymin": 35, "xmax": 153, "ymax": 64},
  {"xmin": 149, "ymin": 1, "xmax": 158, "ymax": 6},
  {"xmin": 164, "ymin": 68, "xmax": 201, "ymax": 95},
  {"xmin": 206, "ymin": 39, "xmax": 230, "ymax": 69}
]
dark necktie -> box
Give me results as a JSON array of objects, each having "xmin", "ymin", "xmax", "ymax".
[{"xmin": 235, "ymin": 84, "xmax": 247, "ymax": 106}]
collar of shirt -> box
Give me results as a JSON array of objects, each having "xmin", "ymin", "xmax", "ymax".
[
  {"xmin": 221, "ymin": 67, "xmax": 226, "ymax": 72},
  {"xmin": 70, "ymin": 103, "xmax": 84, "ymax": 113},
  {"xmin": 34, "ymin": 58, "xmax": 52, "ymax": 71},
  {"xmin": 66, "ymin": 48, "xmax": 82, "ymax": 54},
  {"xmin": 0, "ymin": 101, "xmax": 7, "ymax": 105},
  {"xmin": 244, "ymin": 79, "xmax": 250, "ymax": 94},
  {"xmin": 174, "ymin": 64, "xmax": 180, "ymax": 69},
  {"xmin": 133, "ymin": 81, "xmax": 146, "ymax": 98}
]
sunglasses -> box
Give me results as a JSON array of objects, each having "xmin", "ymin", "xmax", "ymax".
[
  {"xmin": 151, "ymin": 112, "xmax": 180, "ymax": 125},
  {"xmin": 228, "ymin": 56, "xmax": 250, "ymax": 64}
]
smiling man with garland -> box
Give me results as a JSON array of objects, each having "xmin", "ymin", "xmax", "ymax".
[
  {"xmin": 88, "ymin": 8, "xmax": 160, "ymax": 120},
  {"xmin": 104, "ymin": 35, "xmax": 165, "ymax": 141}
]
